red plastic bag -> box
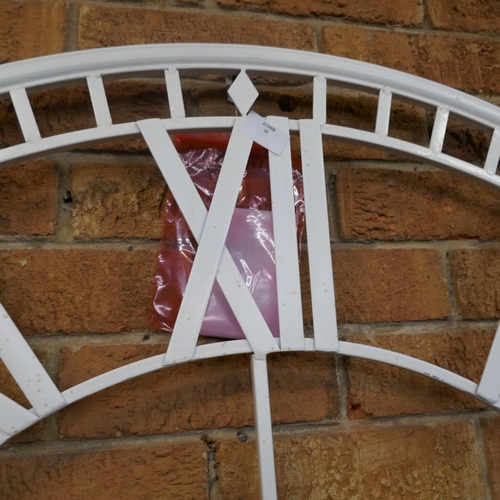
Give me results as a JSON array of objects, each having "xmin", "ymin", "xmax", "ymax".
[{"xmin": 150, "ymin": 134, "xmax": 304, "ymax": 339}]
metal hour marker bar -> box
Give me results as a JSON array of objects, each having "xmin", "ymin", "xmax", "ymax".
[
  {"xmin": 268, "ymin": 116, "xmax": 304, "ymax": 351},
  {"xmin": 139, "ymin": 119, "xmax": 278, "ymax": 364},
  {"xmin": 0, "ymin": 304, "xmax": 66, "ymax": 417},
  {"xmin": 0, "ymin": 393, "xmax": 39, "ymax": 436},
  {"xmin": 299, "ymin": 120, "xmax": 339, "ymax": 352}
]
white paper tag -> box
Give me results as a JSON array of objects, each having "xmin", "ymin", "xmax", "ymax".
[{"xmin": 238, "ymin": 111, "xmax": 290, "ymax": 155}]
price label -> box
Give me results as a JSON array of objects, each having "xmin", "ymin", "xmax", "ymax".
[{"xmin": 239, "ymin": 111, "xmax": 290, "ymax": 155}]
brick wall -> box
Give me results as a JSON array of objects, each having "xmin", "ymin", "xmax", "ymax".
[{"xmin": 1, "ymin": 0, "xmax": 500, "ymax": 498}]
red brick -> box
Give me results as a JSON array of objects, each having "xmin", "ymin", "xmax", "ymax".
[
  {"xmin": 0, "ymin": 249, "xmax": 156, "ymax": 334},
  {"xmin": 0, "ymin": 441, "xmax": 208, "ymax": 499},
  {"xmin": 0, "ymin": 0, "xmax": 66, "ymax": 62},
  {"xmin": 346, "ymin": 330, "xmax": 492, "ymax": 419},
  {"xmin": 218, "ymin": 0, "xmax": 422, "ymax": 26},
  {"xmin": 482, "ymin": 417, "xmax": 500, "ymax": 500},
  {"xmin": 336, "ymin": 168, "xmax": 500, "ymax": 241},
  {"xmin": 322, "ymin": 25, "xmax": 500, "ymax": 93},
  {"xmin": 71, "ymin": 161, "xmax": 167, "ymax": 239},
  {"xmin": 78, "ymin": 4, "xmax": 317, "ymax": 51},
  {"xmin": 449, "ymin": 249, "xmax": 500, "ymax": 320},
  {"xmin": 58, "ymin": 345, "xmax": 338, "ymax": 438},
  {"xmin": 428, "ymin": 0, "xmax": 500, "ymax": 33},
  {"xmin": 0, "ymin": 160, "xmax": 57, "ymax": 236},
  {"xmin": 441, "ymin": 115, "xmax": 491, "ymax": 167},
  {"xmin": 329, "ymin": 249, "xmax": 450, "ymax": 323},
  {"xmin": 216, "ymin": 422, "xmax": 485, "ymax": 499}
]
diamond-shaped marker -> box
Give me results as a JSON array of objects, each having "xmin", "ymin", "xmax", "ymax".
[{"xmin": 227, "ymin": 71, "xmax": 259, "ymax": 116}]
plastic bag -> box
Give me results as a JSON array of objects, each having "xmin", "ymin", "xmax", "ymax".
[{"xmin": 150, "ymin": 133, "xmax": 304, "ymax": 339}]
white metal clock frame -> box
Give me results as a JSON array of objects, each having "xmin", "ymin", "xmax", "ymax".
[{"xmin": 1, "ymin": 44, "xmax": 500, "ymax": 500}]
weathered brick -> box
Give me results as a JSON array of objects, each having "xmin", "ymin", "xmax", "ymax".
[
  {"xmin": 0, "ymin": 250, "xmax": 156, "ymax": 334},
  {"xmin": 0, "ymin": 160, "xmax": 57, "ymax": 236},
  {"xmin": 346, "ymin": 330, "xmax": 492, "ymax": 419},
  {"xmin": 322, "ymin": 25, "xmax": 500, "ymax": 93},
  {"xmin": 336, "ymin": 168, "xmax": 500, "ymax": 241},
  {"xmin": 482, "ymin": 417, "xmax": 500, "ymax": 500},
  {"xmin": 218, "ymin": 0, "xmax": 422, "ymax": 26},
  {"xmin": 0, "ymin": 441, "xmax": 207, "ymax": 499},
  {"xmin": 302, "ymin": 248, "xmax": 450, "ymax": 324},
  {"xmin": 437, "ymin": 114, "xmax": 491, "ymax": 167},
  {"xmin": 0, "ymin": 0, "xmax": 66, "ymax": 62},
  {"xmin": 58, "ymin": 345, "xmax": 338, "ymax": 438},
  {"xmin": 78, "ymin": 4, "xmax": 317, "ymax": 51},
  {"xmin": 71, "ymin": 161, "xmax": 167, "ymax": 238},
  {"xmin": 216, "ymin": 422, "xmax": 485, "ymax": 499},
  {"xmin": 449, "ymin": 249, "xmax": 500, "ymax": 320},
  {"xmin": 428, "ymin": 0, "xmax": 500, "ymax": 33},
  {"xmin": 327, "ymin": 249, "xmax": 450, "ymax": 323}
]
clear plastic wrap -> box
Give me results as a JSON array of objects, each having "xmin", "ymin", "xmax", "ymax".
[{"xmin": 150, "ymin": 134, "xmax": 304, "ymax": 339}]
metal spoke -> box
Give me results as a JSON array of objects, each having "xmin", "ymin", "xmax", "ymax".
[{"xmin": 251, "ymin": 355, "xmax": 278, "ymax": 500}]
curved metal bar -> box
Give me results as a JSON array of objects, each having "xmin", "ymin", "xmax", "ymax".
[
  {"xmin": 1, "ymin": 338, "xmax": 496, "ymax": 445},
  {"xmin": 1, "ymin": 44, "xmax": 500, "ymax": 131},
  {"xmin": 2, "ymin": 116, "xmax": 499, "ymax": 193}
]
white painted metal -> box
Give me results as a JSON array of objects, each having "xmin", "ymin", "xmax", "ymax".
[
  {"xmin": 268, "ymin": 116, "xmax": 304, "ymax": 351},
  {"xmin": 2, "ymin": 45, "xmax": 500, "ymax": 134},
  {"xmin": 164, "ymin": 68, "xmax": 186, "ymax": 121},
  {"xmin": 430, "ymin": 106, "xmax": 449, "ymax": 154},
  {"xmin": 476, "ymin": 322, "xmax": 500, "ymax": 404},
  {"xmin": 319, "ymin": 123, "xmax": 500, "ymax": 188},
  {"xmin": 0, "ymin": 393, "xmax": 39, "ymax": 436},
  {"xmin": 0, "ymin": 304, "xmax": 66, "ymax": 417},
  {"xmin": 9, "ymin": 87, "xmax": 41, "ymax": 142},
  {"xmin": 375, "ymin": 88, "xmax": 392, "ymax": 136},
  {"xmin": 87, "ymin": 74, "xmax": 112, "ymax": 127},
  {"xmin": 64, "ymin": 340, "xmax": 254, "ymax": 408},
  {"xmin": 5, "ymin": 113, "xmax": 500, "ymax": 193},
  {"xmin": 313, "ymin": 75, "xmax": 327, "ymax": 125},
  {"xmin": 299, "ymin": 120, "xmax": 339, "ymax": 352},
  {"xmin": 162, "ymin": 118, "xmax": 255, "ymax": 364},
  {"xmin": 251, "ymin": 356, "xmax": 278, "ymax": 500},
  {"xmin": 138, "ymin": 119, "xmax": 278, "ymax": 359},
  {"xmin": 337, "ymin": 341, "xmax": 481, "ymax": 397},
  {"xmin": 485, "ymin": 128, "xmax": 500, "ymax": 175},
  {"xmin": 1, "ymin": 46, "xmax": 500, "ymax": 499},
  {"xmin": 3, "ymin": 336, "xmax": 499, "ymax": 446}
]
